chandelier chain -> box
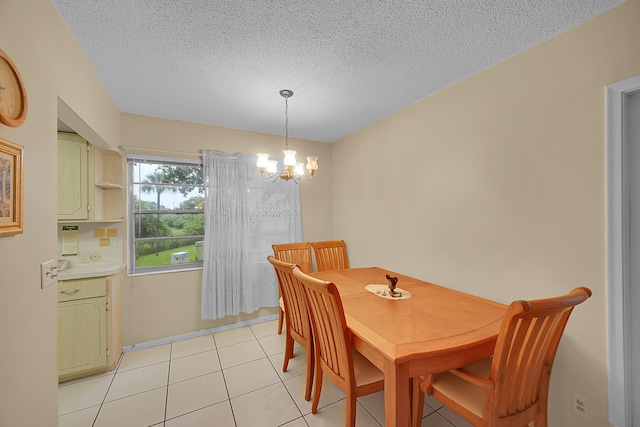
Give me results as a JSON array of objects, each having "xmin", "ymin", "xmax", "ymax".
[{"xmin": 284, "ymin": 96, "xmax": 289, "ymax": 149}]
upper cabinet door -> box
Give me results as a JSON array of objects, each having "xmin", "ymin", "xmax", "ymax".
[{"xmin": 57, "ymin": 133, "xmax": 89, "ymax": 220}]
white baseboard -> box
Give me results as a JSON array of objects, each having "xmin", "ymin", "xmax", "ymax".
[{"xmin": 121, "ymin": 313, "xmax": 279, "ymax": 354}]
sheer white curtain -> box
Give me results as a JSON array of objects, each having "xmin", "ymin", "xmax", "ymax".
[{"xmin": 201, "ymin": 151, "xmax": 302, "ymax": 320}]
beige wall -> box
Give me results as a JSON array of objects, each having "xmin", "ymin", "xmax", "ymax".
[
  {"xmin": 332, "ymin": 1, "xmax": 640, "ymax": 426},
  {"xmin": 0, "ymin": 0, "xmax": 121, "ymax": 425},
  {"xmin": 119, "ymin": 114, "xmax": 333, "ymax": 346}
]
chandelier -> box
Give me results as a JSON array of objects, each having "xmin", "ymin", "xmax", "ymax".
[{"xmin": 256, "ymin": 89, "xmax": 318, "ymax": 182}]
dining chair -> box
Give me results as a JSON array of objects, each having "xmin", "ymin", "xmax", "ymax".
[
  {"xmin": 411, "ymin": 286, "xmax": 592, "ymax": 427},
  {"xmin": 311, "ymin": 240, "xmax": 350, "ymax": 272},
  {"xmin": 292, "ymin": 265, "xmax": 384, "ymax": 427},
  {"xmin": 267, "ymin": 256, "xmax": 314, "ymax": 401},
  {"xmin": 272, "ymin": 242, "xmax": 313, "ymax": 334}
]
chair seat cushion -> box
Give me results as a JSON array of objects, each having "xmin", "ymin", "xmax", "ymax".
[
  {"xmin": 431, "ymin": 357, "xmax": 491, "ymax": 419},
  {"xmin": 353, "ymin": 349, "xmax": 384, "ymax": 386}
]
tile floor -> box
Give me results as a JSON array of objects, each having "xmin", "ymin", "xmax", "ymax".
[{"xmin": 58, "ymin": 319, "xmax": 473, "ymax": 427}]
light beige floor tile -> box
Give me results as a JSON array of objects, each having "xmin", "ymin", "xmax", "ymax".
[
  {"xmin": 59, "ymin": 323, "xmax": 476, "ymax": 427},
  {"xmin": 438, "ymin": 406, "xmax": 474, "ymax": 427},
  {"xmin": 257, "ymin": 331, "xmax": 289, "ymax": 356},
  {"xmin": 357, "ymin": 390, "xmax": 385, "ymax": 425},
  {"xmin": 231, "ymin": 382, "xmax": 302, "ymax": 427},
  {"xmin": 424, "ymin": 394, "xmax": 444, "ymax": 411},
  {"xmin": 58, "ymin": 374, "xmax": 113, "ymax": 415},
  {"xmin": 420, "ymin": 411, "xmax": 461, "ymax": 427},
  {"xmin": 118, "ymin": 344, "xmax": 171, "ymax": 372},
  {"xmin": 417, "ymin": 401, "xmax": 438, "ymax": 422},
  {"xmin": 171, "ymin": 334, "xmax": 216, "ymax": 359},
  {"xmin": 105, "ymin": 361, "xmax": 169, "ymax": 402},
  {"xmin": 213, "ymin": 325, "xmax": 255, "ymax": 348},
  {"xmin": 165, "ymin": 371, "xmax": 228, "ymax": 420},
  {"xmin": 281, "ymin": 417, "xmax": 310, "ymax": 427},
  {"xmin": 165, "ymin": 400, "xmax": 235, "ymax": 427},
  {"xmin": 217, "ymin": 339, "xmax": 267, "ymax": 369},
  {"xmin": 169, "ymin": 349, "xmax": 221, "ymax": 384},
  {"xmin": 58, "ymin": 405, "xmax": 100, "ymax": 427},
  {"xmin": 249, "ymin": 319, "xmax": 279, "ymax": 338},
  {"xmin": 269, "ymin": 349, "xmax": 309, "ymax": 381},
  {"xmin": 224, "ymin": 357, "xmax": 281, "ymax": 398},
  {"xmin": 304, "ymin": 399, "xmax": 380, "ymax": 427},
  {"xmin": 284, "ymin": 372, "xmax": 345, "ymax": 415},
  {"xmin": 94, "ymin": 387, "xmax": 166, "ymax": 427}
]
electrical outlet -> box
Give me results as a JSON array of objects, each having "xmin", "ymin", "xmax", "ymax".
[
  {"xmin": 573, "ymin": 392, "xmax": 589, "ymax": 418},
  {"xmin": 40, "ymin": 260, "xmax": 57, "ymax": 289},
  {"xmin": 89, "ymin": 252, "xmax": 102, "ymax": 262}
]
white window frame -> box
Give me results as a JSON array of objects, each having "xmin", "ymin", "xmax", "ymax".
[{"xmin": 127, "ymin": 154, "xmax": 204, "ymax": 275}]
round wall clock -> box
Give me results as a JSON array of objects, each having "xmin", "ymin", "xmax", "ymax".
[{"xmin": 0, "ymin": 49, "xmax": 27, "ymax": 127}]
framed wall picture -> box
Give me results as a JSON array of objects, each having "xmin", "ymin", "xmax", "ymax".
[
  {"xmin": 0, "ymin": 49, "xmax": 28, "ymax": 127},
  {"xmin": 0, "ymin": 138, "xmax": 23, "ymax": 236}
]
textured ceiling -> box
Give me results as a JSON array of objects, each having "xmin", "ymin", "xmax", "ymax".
[{"xmin": 52, "ymin": 0, "xmax": 623, "ymax": 143}]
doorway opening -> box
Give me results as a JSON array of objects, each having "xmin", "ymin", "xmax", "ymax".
[{"xmin": 606, "ymin": 74, "xmax": 640, "ymax": 427}]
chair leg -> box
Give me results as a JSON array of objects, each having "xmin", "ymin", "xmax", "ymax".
[
  {"xmin": 304, "ymin": 346, "xmax": 314, "ymax": 401},
  {"xmin": 411, "ymin": 378, "xmax": 425, "ymax": 427},
  {"xmin": 277, "ymin": 307, "xmax": 284, "ymax": 334},
  {"xmin": 533, "ymin": 410, "xmax": 548, "ymax": 427},
  {"xmin": 311, "ymin": 361, "xmax": 323, "ymax": 414},
  {"xmin": 345, "ymin": 391, "xmax": 357, "ymax": 427},
  {"xmin": 535, "ymin": 376, "xmax": 550, "ymax": 427},
  {"xmin": 282, "ymin": 331, "xmax": 294, "ymax": 372}
]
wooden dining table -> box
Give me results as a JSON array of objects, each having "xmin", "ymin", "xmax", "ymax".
[{"xmin": 310, "ymin": 267, "xmax": 507, "ymax": 427}]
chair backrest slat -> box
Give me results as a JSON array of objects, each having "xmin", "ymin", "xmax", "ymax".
[
  {"xmin": 311, "ymin": 240, "xmax": 350, "ymax": 272},
  {"xmin": 273, "ymin": 242, "xmax": 313, "ymax": 274}
]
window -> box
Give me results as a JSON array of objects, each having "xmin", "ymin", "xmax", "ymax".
[{"xmin": 128, "ymin": 155, "xmax": 204, "ymax": 274}]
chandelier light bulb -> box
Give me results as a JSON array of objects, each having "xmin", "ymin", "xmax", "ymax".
[
  {"xmin": 256, "ymin": 153, "xmax": 270, "ymax": 170},
  {"xmin": 267, "ymin": 160, "xmax": 278, "ymax": 174},
  {"xmin": 282, "ymin": 149, "xmax": 297, "ymax": 166},
  {"xmin": 305, "ymin": 156, "xmax": 318, "ymax": 172}
]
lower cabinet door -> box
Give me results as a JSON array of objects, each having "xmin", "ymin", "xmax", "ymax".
[{"xmin": 58, "ymin": 296, "xmax": 107, "ymax": 378}]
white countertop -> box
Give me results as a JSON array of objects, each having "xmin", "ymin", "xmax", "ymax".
[{"xmin": 58, "ymin": 262, "xmax": 123, "ymax": 280}]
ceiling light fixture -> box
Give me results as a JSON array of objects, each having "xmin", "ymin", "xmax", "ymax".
[{"xmin": 256, "ymin": 89, "xmax": 318, "ymax": 182}]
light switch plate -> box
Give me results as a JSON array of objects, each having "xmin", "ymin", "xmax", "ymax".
[{"xmin": 40, "ymin": 260, "xmax": 57, "ymax": 289}]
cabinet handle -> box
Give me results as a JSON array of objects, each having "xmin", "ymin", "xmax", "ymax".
[{"xmin": 60, "ymin": 289, "xmax": 80, "ymax": 295}]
